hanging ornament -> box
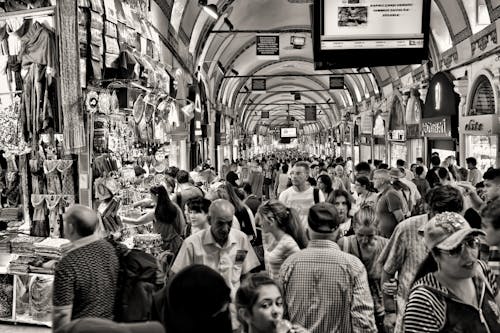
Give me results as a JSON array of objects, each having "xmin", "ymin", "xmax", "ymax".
[{"xmin": 86, "ymin": 90, "xmax": 99, "ymax": 114}]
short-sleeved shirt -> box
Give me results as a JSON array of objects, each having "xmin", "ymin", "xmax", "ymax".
[
  {"xmin": 279, "ymin": 186, "xmax": 325, "ymax": 228},
  {"xmin": 53, "ymin": 236, "xmax": 119, "ymax": 320},
  {"xmin": 265, "ymin": 233, "xmax": 300, "ymax": 280},
  {"xmin": 375, "ymin": 188, "xmax": 404, "ymax": 238},
  {"xmin": 171, "ymin": 228, "xmax": 260, "ymax": 297}
]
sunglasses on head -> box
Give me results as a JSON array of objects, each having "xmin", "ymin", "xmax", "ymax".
[{"xmin": 438, "ymin": 236, "xmax": 480, "ymax": 257}]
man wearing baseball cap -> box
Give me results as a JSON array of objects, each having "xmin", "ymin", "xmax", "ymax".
[
  {"xmin": 404, "ymin": 212, "xmax": 500, "ymax": 332},
  {"xmin": 279, "ymin": 202, "xmax": 376, "ymax": 333}
]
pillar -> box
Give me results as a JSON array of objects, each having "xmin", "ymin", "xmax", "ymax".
[{"xmin": 454, "ymin": 78, "xmax": 469, "ymax": 167}]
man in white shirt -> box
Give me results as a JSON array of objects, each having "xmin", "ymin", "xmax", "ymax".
[{"xmin": 279, "ymin": 161, "xmax": 324, "ymax": 228}]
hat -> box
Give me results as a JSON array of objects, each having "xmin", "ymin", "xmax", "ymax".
[
  {"xmin": 308, "ymin": 202, "xmax": 340, "ymax": 233},
  {"xmin": 56, "ymin": 318, "xmax": 165, "ymax": 333},
  {"xmin": 419, "ymin": 212, "xmax": 485, "ymax": 250},
  {"xmin": 389, "ymin": 167, "xmax": 405, "ymax": 179}
]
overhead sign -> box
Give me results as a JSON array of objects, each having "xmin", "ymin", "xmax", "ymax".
[
  {"xmin": 252, "ymin": 78, "xmax": 267, "ymax": 92},
  {"xmin": 329, "ymin": 76, "xmax": 344, "ymax": 89},
  {"xmin": 261, "ymin": 111, "xmax": 270, "ymax": 119},
  {"xmin": 422, "ymin": 116, "xmax": 451, "ymax": 138},
  {"xmin": 256, "ymin": 34, "xmax": 280, "ymax": 60},
  {"xmin": 460, "ymin": 115, "xmax": 500, "ymax": 135},
  {"xmin": 305, "ymin": 105, "xmax": 317, "ymax": 121}
]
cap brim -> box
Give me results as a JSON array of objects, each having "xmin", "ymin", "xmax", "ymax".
[{"xmin": 435, "ymin": 228, "xmax": 486, "ymax": 250}]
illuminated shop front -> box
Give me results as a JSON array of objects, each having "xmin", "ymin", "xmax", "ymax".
[
  {"xmin": 405, "ymin": 88, "xmax": 424, "ymax": 164},
  {"xmin": 388, "ymin": 93, "xmax": 407, "ymax": 167}
]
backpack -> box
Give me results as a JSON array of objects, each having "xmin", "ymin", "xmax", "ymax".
[{"xmin": 107, "ymin": 238, "xmax": 163, "ymax": 322}]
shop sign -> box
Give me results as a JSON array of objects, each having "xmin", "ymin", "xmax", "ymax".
[
  {"xmin": 406, "ymin": 124, "xmax": 421, "ymax": 139},
  {"xmin": 388, "ymin": 129, "xmax": 406, "ymax": 142},
  {"xmin": 460, "ymin": 114, "xmax": 500, "ymax": 134},
  {"xmin": 256, "ymin": 34, "xmax": 280, "ymax": 60},
  {"xmin": 422, "ymin": 117, "xmax": 451, "ymax": 138}
]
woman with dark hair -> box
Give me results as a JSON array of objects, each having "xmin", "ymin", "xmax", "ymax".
[
  {"xmin": 225, "ymin": 182, "xmax": 257, "ymax": 241},
  {"xmin": 354, "ymin": 176, "xmax": 378, "ymax": 211},
  {"xmin": 317, "ymin": 174, "xmax": 335, "ymax": 203},
  {"xmin": 121, "ymin": 185, "xmax": 185, "ymax": 254},
  {"xmin": 257, "ymin": 200, "xmax": 307, "ymax": 280},
  {"xmin": 236, "ymin": 273, "xmax": 309, "ymax": 333},
  {"xmin": 403, "ymin": 212, "xmax": 500, "ymax": 332},
  {"xmin": 332, "ymin": 189, "xmax": 355, "ymax": 239},
  {"xmin": 160, "ymin": 265, "xmax": 233, "ymax": 333}
]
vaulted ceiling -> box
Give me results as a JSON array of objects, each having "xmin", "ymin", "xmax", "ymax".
[{"xmin": 161, "ymin": 0, "xmax": 493, "ymax": 135}]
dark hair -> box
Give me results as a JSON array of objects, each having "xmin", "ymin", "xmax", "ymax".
[
  {"xmin": 425, "ymin": 185, "xmax": 463, "ymax": 214},
  {"xmin": 396, "ymin": 159, "xmax": 405, "ymax": 167},
  {"xmin": 236, "ymin": 273, "xmax": 282, "ymax": 328},
  {"xmin": 355, "ymin": 162, "xmax": 371, "ymax": 174},
  {"xmin": 430, "ymin": 156, "xmax": 441, "ymax": 167},
  {"xmin": 415, "ymin": 166, "xmax": 424, "ymax": 176},
  {"xmin": 164, "ymin": 176, "xmax": 176, "ymax": 193},
  {"xmin": 68, "ymin": 212, "xmax": 97, "ymax": 237},
  {"xmin": 332, "ymin": 189, "xmax": 352, "ymax": 213},
  {"xmin": 392, "ymin": 179, "xmax": 409, "ymax": 192},
  {"xmin": 356, "ymin": 176, "xmax": 376, "ymax": 193},
  {"xmin": 242, "ymin": 182, "xmax": 252, "ymax": 194},
  {"xmin": 416, "ymin": 157, "xmax": 424, "ymax": 163},
  {"xmin": 437, "ymin": 167, "xmax": 450, "ymax": 181},
  {"xmin": 465, "ymin": 157, "xmax": 477, "ymax": 166},
  {"xmin": 281, "ymin": 163, "xmax": 289, "ymax": 173},
  {"xmin": 224, "ymin": 183, "xmax": 245, "ymax": 212},
  {"xmin": 317, "ymin": 174, "xmax": 333, "ymax": 194},
  {"xmin": 411, "ymin": 251, "xmax": 439, "ymax": 287},
  {"xmin": 176, "ymin": 170, "xmax": 190, "ymax": 184},
  {"xmin": 481, "ymin": 198, "xmax": 500, "ymax": 230},
  {"xmin": 378, "ymin": 163, "xmax": 389, "ymax": 170},
  {"xmin": 167, "ymin": 166, "xmax": 179, "ymax": 178},
  {"xmin": 308, "ymin": 177, "xmax": 317, "ymax": 186},
  {"xmin": 457, "ymin": 168, "xmax": 469, "ymax": 182},
  {"xmin": 258, "ymin": 200, "xmax": 307, "ymax": 249},
  {"xmin": 186, "ymin": 197, "xmax": 211, "ymax": 214},
  {"xmin": 150, "ymin": 185, "xmax": 182, "ymax": 234},
  {"xmin": 483, "ymin": 168, "xmax": 500, "ymax": 181}
]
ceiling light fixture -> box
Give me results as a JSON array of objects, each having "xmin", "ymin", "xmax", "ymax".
[{"xmin": 203, "ymin": 4, "xmax": 219, "ymax": 19}]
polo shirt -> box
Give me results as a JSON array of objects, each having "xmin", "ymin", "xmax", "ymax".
[
  {"xmin": 171, "ymin": 228, "xmax": 260, "ymax": 297},
  {"xmin": 53, "ymin": 234, "xmax": 119, "ymax": 320}
]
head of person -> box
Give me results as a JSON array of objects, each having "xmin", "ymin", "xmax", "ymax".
[
  {"xmin": 281, "ymin": 163, "xmax": 289, "ymax": 174},
  {"xmin": 256, "ymin": 200, "xmax": 307, "ymax": 249},
  {"xmin": 290, "ymin": 161, "xmax": 310, "ymax": 188},
  {"xmin": 242, "ymin": 182, "xmax": 253, "ymax": 196},
  {"xmin": 425, "ymin": 185, "xmax": 464, "ymax": 216},
  {"xmin": 378, "ymin": 163, "xmax": 389, "ymax": 170},
  {"xmin": 483, "ymin": 168, "xmax": 500, "ymax": 202},
  {"xmin": 396, "ymin": 159, "xmax": 405, "ymax": 168},
  {"xmin": 389, "ymin": 167, "xmax": 405, "ymax": 182},
  {"xmin": 431, "ymin": 155, "xmax": 441, "ymax": 167},
  {"xmin": 176, "ymin": 170, "xmax": 190, "ymax": 185},
  {"xmin": 372, "ymin": 169, "xmax": 391, "ymax": 191},
  {"xmin": 150, "ymin": 185, "xmax": 179, "ymax": 228},
  {"xmin": 466, "ymin": 157, "xmax": 477, "ymax": 169},
  {"xmin": 415, "ymin": 166, "xmax": 425, "ymax": 179},
  {"xmin": 354, "ymin": 176, "xmax": 374, "ymax": 195},
  {"xmin": 418, "ymin": 212, "xmax": 484, "ymax": 281},
  {"xmin": 480, "ymin": 184, "xmax": 500, "ymax": 243},
  {"xmin": 167, "ymin": 265, "xmax": 232, "ymax": 333},
  {"xmin": 63, "ymin": 204, "xmax": 98, "ymax": 242},
  {"xmin": 236, "ymin": 273, "xmax": 285, "ymax": 333},
  {"xmin": 226, "ymin": 171, "xmax": 239, "ymax": 187},
  {"xmin": 353, "ymin": 206, "xmax": 377, "ymax": 250},
  {"xmin": 437, "ymin": 167, "xmax": 450, "ymax": 182},
  {"xmin": 327, "ymin": 166, "xmax": 336, "ymax": 179},
  {"xmin": 317, "ymin": 174, "xmax": 333, "ymax": 194},
  {"xmin": 208, "ymin": 199, "xmax": 235, "ymax": 245},
  {"xmin": 223, "ymin": 158, "xmax": 230, "ymax": 166},
  {"xmin": 164, "ymin": 175, "xmax": 176, "ymax": 194},
  {"xmin": 334, "ymin": 165, "xmax": 344, "ymax": 177},
  {"xmin": 307, "ymin": 202, "xmax": 341, "ymax": 241},
  {"xmin": 332, "ymin": 189, "xmax": 352, "ymax": 223},
  {"xmin": 355, "ymin": 162, "xmax": 371, "ymax": 178},
  {"xmin": 416, "ymin": 157, "xmax": 424, "ymax": 166},
  {"xmin": 446, "ymin": 155, "xmax": 457, "ymax": 166},
  {"xmin": 457, "ymin": 167, "xmax": 469, "ymax": 182},
  {"xmin": 185, "ymin": 197, "xmax": 212, "ymax": 230}
]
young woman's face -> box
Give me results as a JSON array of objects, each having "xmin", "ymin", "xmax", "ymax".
[
  {"xmin": 185, "ymin": 208, "xmax": 208, "ymax": 228},
  {"xmin": 248, "ymin": 285, "xmax": 284, "ymax": 333},
  {"xmin": 317, "ymin": 178, "xmax": 326, "ymax": 192},
  {"xmin": 256, "ymin": 213, "xmax": 272, "ymax": 233},
  {"xmin": 354, "ymin": 181, "xmax": 365, "ymax": 194},
  {"xmin": 334, "ymin": 195, "xmax": 349, "ymax": 221}
]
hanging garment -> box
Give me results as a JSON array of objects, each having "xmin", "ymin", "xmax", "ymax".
[
  {"xmin": 45, "ymin": 195, "xmax": 61, "ymax": 238},
  {"xmin": 30, "ymin": 275, "xmax": 52, "ymax": 322},
  {"xmin": 167, "ymin": 101, "xmax": 180, "ymax": 127},
  {"xmin": 56, "ymin": 160, "xmax": 74, "ymax": 195},
  {"xmin": 31, "ymin": 194, "xmax": 48, "ymax": 237},
  {"xmin": 144, "ymin": 98, "xmax": 155, "ymax": 143},
  {"xmin": 43, "ymin": 160, "xmax": 61, "ymax": 195}
]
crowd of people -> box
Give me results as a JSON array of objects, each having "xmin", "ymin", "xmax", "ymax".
[{"xmin": 49, "ymin": 151, "xmax": 500, "ymax": 333}]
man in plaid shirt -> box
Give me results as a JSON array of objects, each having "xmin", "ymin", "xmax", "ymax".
[{"xmin": 279, "ymin": 202, "xmax": 377, "ymax": 333}]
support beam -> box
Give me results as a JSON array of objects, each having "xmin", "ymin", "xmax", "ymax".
[
  {"xmin": 224, "ymin": 72, "xmax": 371, "ymax": 78},
  {"xmin": 209, "ymin": 29, "xmax": 311, "ymax": 34}
]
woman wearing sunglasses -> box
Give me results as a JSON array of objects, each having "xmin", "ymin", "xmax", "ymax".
[{"xmin": 403, "ymin": 212, "xmax": 500, "ymax": 332}]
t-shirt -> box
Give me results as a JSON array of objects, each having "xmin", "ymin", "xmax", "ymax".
[
  {"xmin": 265, "ymin": 234, "xmax": 300, "ymax": 280},
  {"xmin": 53, "ymin": 238, "xmax": 119, "ymax": 320},
  {"xmin": 375, "ymin": 188, "xmax": 403, "ymax": 238},
  {"xmin": 279, "ymin": 186, "xmax": 325, "ymax": 228}
]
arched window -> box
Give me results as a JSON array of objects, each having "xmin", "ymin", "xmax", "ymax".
[{"xmin": 469, "ymin": 75, "xmax": 495, "ymax": 115}]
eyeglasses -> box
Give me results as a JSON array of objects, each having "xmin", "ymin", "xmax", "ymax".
[{"xmin": 438, "ymin": 237, "xmax": 480, "ymax": 257}]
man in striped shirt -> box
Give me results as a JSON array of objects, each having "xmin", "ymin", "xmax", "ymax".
[{"xmin": 279, "ymin": 202, "xmax": 376, "ymax": 333}]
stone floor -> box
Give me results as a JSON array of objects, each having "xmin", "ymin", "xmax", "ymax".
[{"xmin": 0, "ymin": 323, "xmax": 50, "ymax": 333}]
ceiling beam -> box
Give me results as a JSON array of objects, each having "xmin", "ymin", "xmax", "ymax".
[{"xmin": 224, "ymin": 72, "xmax": 371, "ymax": 78}]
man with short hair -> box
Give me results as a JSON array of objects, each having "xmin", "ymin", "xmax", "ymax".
[
  {"xmin": 279, "ymin": 161, "xmax": 325, "ymax": 227},
  {"xmin": 53, "ymin": 205, "xmax": 119, "ymax": 331},
  {"xmin": 373, "ymin": 169, "xmax": 405, "ymax": 238},
  {"xmin": 174, "ymin": 169, "xmax": 204, "ymax": 212},
  {"xmin": 412, "ymin": 166, "xmax": 430, "ymax": 198},
  {"xmin": 425, "ymin": 155, "xmax": 441, "ymax": 188},
  {"xmin": 396, "ymin": 159, "xmax": 414, "ymax": 181},
  {"xmin": 280, "ymin": 202, "xmax": 377, "ymax": 333},
  {"xmin": 466, "ymin": 157, "xmax": 482, "ymax": 186},
  {"xmin": 355, "ymin": 162, "xmax": 372, "ymax": 179},
  {"xmin": 416, "ymin": 157, "xmax": 428, "ymax": 174},
  {"xmin": 378, "ymin": 185, "xmax": 465, "ymax": 333}
]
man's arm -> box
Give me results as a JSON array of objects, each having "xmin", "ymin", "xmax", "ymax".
[{"xmin": 53, "ymin": 305, "xmax": 72, "ymax": 331}]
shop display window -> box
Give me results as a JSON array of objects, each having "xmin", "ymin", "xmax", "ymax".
[
  {"xmin": 390, "ymin": 143, "xmax": 408, "ymax": 168},
  {"xmin": 469, "ymin": 75, "xmax": 495, "ymax": 115},
  {"xmin": 465, "ymin": 135, "xmax": 497, "ymax": 173}
]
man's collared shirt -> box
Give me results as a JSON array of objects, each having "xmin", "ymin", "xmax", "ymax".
[
  {"xmin": 279, "ymin": 239, "xmax": 377, "ymax": 333},
  {"xmin": 171, "ymin": 228, "xmax": 260, "ymax": 296}
]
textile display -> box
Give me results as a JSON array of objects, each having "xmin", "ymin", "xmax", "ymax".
[{"xmin": 0, "ymin": 275, "xmax": 13, "ymax": 318}]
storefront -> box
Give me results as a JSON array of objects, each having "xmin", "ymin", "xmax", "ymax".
[
  {"xmin": 423, "ymin": 72, "xmax": 460, "ymax": 163},
  {"xmin": 359, "ymin": 112, "xmax": 372, "ymax": 162},
  {"xmin": 406, "ymin": 88, "xmax": 424, "ymax": 164},
  {"xmin": 388, "ymin": 93, "xmax": 407, "ymax": 167},
  {"xmin": 461, "ymin": 73, "xmax": 499, "ymax": 172},
  {"xmin": 353, "ymin": 118, "xmax": 361, "ymax": 165}
]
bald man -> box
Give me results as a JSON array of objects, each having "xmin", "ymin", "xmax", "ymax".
[
  {"xmin": 171, "ymin": 199, "xmax": 260, "ymax": 330},
  {"xmin": 53, "ymin": 205, "xmax": 119, "ymax": 331}
]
